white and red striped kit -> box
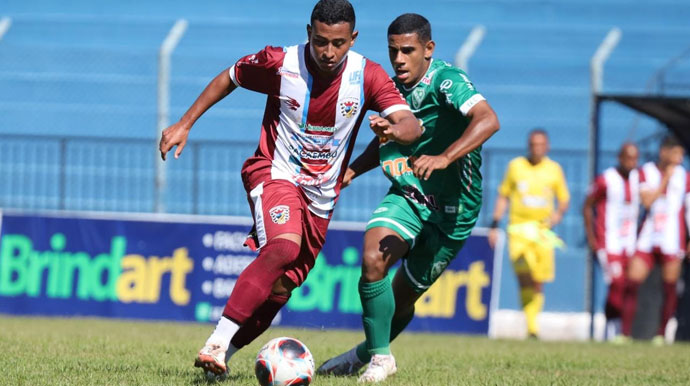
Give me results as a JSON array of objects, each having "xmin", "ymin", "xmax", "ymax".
[
  {"xmin": 636, "ymin": 162, "xmax": 690, "ymax": 258},
  {"xmin": 230, "ymin": 44, "xmax": 409, "ymax": 219}
]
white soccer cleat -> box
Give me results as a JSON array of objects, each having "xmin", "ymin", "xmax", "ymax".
[
  {"xmin": 194, "ymin": 342, "xmax": 228, "ymax": 376},
  {"xmin": 357, "ymin": 354, "xmax": 397, "ymax": 383},
  {"xmin": 316, "ymin": 346, "xmax": 366, "ymax": 376}
]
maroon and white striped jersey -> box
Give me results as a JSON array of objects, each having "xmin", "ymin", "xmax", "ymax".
[
  {"xmin": 587, "ymin": 167, "xmax": 640, "ymax": 255},
  {"xmin": 230, "ymin": 44, "xmax": 409, "ymax": 218},
  {"xmin": 637, "ymin": 162, "xmax": 690, "ymax": 255}
]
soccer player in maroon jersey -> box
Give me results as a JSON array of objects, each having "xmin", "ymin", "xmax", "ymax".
[
  {"xmin": 620, "ymin": 136, "xmax": 688, "ymax": 344},
  {"xmin": 158, "ymin": 0, "xmax": 421, "ymax": 377},
  {"xmin": 583, "ymin": 143, "xmax": 640, "ymax": 340}
]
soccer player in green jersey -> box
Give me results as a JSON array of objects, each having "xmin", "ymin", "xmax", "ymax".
[{"xmin": 317, "ymin": 13, "xmax": 500, "ymax": 382}]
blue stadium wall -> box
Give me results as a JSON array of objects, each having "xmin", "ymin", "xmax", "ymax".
[{"xmin": 1, "ymin": 0, "xmax": 689, "ymax": 313}]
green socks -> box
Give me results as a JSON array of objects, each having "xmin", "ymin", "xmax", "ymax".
[
  {"xmin": 356, "ymin": 308, "xmax": 414, "ymax": 362},
  {"xmin": 359, "ymin": 278, "xmax": 395, "ymax": 356}
]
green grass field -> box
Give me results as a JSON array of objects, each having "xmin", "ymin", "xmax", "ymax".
[{"xmin": 1, "ymin": 315, "xmax": 690, "ymax": 385}]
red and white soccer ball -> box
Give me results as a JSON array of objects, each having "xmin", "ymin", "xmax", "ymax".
[{"xmin": 255, "ymin": 337, "xmax": 314, "ymax": 386}]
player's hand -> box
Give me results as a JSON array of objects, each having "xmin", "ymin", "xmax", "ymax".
[
  {"xmin": 369, "ymin": 115, "xmax": 392, "ymax": 138},
  {"xmin": 342, "ymin": 167, "xmax": 356, "ymax": 188},
  {"xmin": 548, "ymin": 211, "xmax": 563, "ymax": 228},
  {"xmin": 409, "ymin": 154, "xmax": 451, "ymax": 181},
  {"xmin": 159, "ymin": 121, "xmax": 191, "ymax": 160},
  {"xmin": 488, "ymin": 228, "xmax": 500, "ymax": 249}
]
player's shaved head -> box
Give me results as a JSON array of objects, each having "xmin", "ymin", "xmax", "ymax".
[
  {"xmin": 311, "ymin": 0, "xmax": 356, "ymax": 31},
  {"xmin": 618, "ymin": 142, "xmax": 639, "ymax": 175},
  {"xmin": 388, "ymin": 13, "xmax": 432, "ymax": 43}
]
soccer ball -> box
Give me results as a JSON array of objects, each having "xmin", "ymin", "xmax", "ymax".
[{"xmin": 255, "ymin": 337, "xmax": 314, "ymax": 386}]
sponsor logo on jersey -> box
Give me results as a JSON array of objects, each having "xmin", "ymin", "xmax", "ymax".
[
  {"xmin": 444, "ymin": 206, "xmax": 458, "ymax": 214},
  {"xmin": 280, "ymin": 95, "xmax": 301, "ymax": 111},
  {"xmin": 439, "ymin": 79, "xmax": 453, "ymax": 91},
  {"xmin": 373, "ymin": 207, "xmax": 389, "ymax": 214},
  {"xmin": 339, "ymin": 98, "xmax": 359, "ymax": 118},
  {"xmin": 277, "ymin": 67, "xmax": 300, "ymax": 79},
  {"xmin": 269, "ymin": 205, "xmax": 290, "ymax": 224},
  {"xmin": 349, "ymin": 70, "xmax": 362, "ymax": 85},
  {"xmin": 295, "ymin": 174, "xmax": 327, "ymax": 186},
  {"xmin": 300, "ymin": 149, "xmax": 337, "ymax": 160},
  {"xmin": 301, "ymin": 123, "xmax": 336, "ymax": 133}
]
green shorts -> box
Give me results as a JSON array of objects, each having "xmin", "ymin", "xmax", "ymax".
[{"xmin": 365, "ymin": 192, "xmax": 479, "ymax": 293}]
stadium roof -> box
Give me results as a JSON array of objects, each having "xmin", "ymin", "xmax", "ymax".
[{"xmin": 598, "ymin": 94, "xmax": 690, "ymax": 150}]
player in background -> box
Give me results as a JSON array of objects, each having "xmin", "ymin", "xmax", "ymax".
[
  {"xmin": 620, "ymin": 136, "xmax": 688, "ymax": 345},
  {"xmin": 159, "ymin": 0, "xmax": 421, "ymax": 377},
  {"xmin": 583, "ymin": 143, "xmax": 640, "ymax": 340},
  {"xmin": 488, "ymin": 129, "xmax": 570, "ymax": 339},
  {"xmin": 317, "ymin": 13, "xmax": 499, "ymax": 382}
]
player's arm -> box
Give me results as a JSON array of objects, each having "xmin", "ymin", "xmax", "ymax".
[
  {"xmin": 582, "ymin": 180, "xmax": 604, "ymax": 252},
  {"xmin": 550, "ymin": 165, "xmax": 570, "ymax": 227},
  {"xmin": 488, "ymin": 163, "xmax": 514, "ymax": 248},
  {"xmin": 365, "ymin": 61, "xmax": 422, "ymax": 146},
  {"xmin": 343, "ymin": 137, "xmax": 380, "ymax": 188},
  {"xmin": 160, "ymin": 70, "xmax": 237, "ymax": 160},
  {"xmin": 369, "ymin": 110, "xmax": 421, "ymax": 145},
  {"xmin": 412, "ymin": 101, "xmax": 499, "ymax": 180},
  {"xmin": 640, "ymin": 165, "xmax": 673, "ymax": 208},
  {"xmin": 488, "ymin": 194, "xmax": 509, "ymax": 249}
]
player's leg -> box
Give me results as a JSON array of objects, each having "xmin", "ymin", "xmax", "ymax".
[
  {"xmin": 656, "ymin": 256, "xmax": 682, "ymax": 343},
  {"xmin": 603, "ymin": 253, "xmax": 626, "ymax": 339},
  {"xmin": 620, "ymin": 252, "xmax": 652, "ymax": 339},
  {"xmin": 196, "ymin": 180, "xmax": 304, "ymax": 375}
]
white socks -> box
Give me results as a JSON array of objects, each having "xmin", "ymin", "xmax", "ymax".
[{"xmin": 206, "ymin": 316, "xmax": 240, "ymax": 348}]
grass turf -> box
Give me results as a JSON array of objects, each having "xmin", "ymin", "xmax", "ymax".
[{"xmin": 1, "ymin": 315, "xmax": 690, "ymax": 385}]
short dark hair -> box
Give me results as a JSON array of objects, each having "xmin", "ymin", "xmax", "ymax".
[
  {"xmin": 660, "ymin": 134, "xmax": 682, "ymax": 149},
  {"xmin": 388, "ymin": 13, "xmax": 432, "ymax": 43},
  {"xmin": 311, "ymin": 0, "xmax": 356, "ymax": 31},
  {"xmin": 529, "ymin": 128, "xmax": 549, "ymax": 139}
]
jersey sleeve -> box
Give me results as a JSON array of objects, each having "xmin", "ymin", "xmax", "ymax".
[
  {"xmin": 435, "ymin": 67, "xmax": 486, "ymax": 116},
  {"xmin": 228, "ymin": 45, "xmax": 284, "ymax": 95},
  {"xmin": 587, "ymin": 175, "xmax": 607, "ymax": 202},
  {"xmin": 553, "ymin": 163, "xmax": 570, "ymax": 203},
  {"xmin": 363, "ymin": 61, "xmax": 410, "ymax": 118},
  {"xmin": 497, "ymin": 160, "xmax": 515, "ymax": 197}
]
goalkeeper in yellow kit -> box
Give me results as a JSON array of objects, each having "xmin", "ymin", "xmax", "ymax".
[{"xmin": 488, "ymin": 129, "xmax": 569, "ymax": 338}]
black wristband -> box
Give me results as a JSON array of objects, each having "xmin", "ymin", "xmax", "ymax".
[{"xmin": 490, "ymin": 219, "xmax": 499, "ymax": 229}]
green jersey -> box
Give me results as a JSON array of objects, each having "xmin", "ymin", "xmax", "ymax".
[{"xmin": 379, "ymin": 59, "xmax": 485, "ymax": 226}]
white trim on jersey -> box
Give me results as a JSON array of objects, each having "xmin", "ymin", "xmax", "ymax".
[
  {"xmin": 380, "ymin": 104, "xmax": 411, "ymax": 118},
  {"xmin": 459, "ymin": 93, "xmax": 485, "ymax": 116},
  {"xmin": 228, "ymin": 65, "xmax": 240, "ymax": 87},
  {"xmin": 403, "ymin": 259, "xmax": 429, "ymax": 290},
  {"xmin": 249, "ymin": 182, "xmax": 268, "ymax": 248}
]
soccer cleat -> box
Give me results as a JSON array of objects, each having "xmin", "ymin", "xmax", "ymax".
[
  {"xmin": 610, "ymin": 335, "xmax": 632, "ymax": 345},
  {"xmin": 195, "ymin": 343, "xmax": 228, "ymax": 376},
  {"xmin": 357, "ymin": 354, "xmax": 397, "ymax": 383},
  {"xmin": 316, "ymin": 347, "xmax": 365, "ymax": 376},
  {"xmin": 651, "ymin": 335, "xmax": 666, "ymax": 346}
]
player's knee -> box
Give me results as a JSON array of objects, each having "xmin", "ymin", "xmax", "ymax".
[
  {"xmin": 271, "ymin": 275, "xmax": 297, "ymax": 297},
  {"xmin": 259, "ymin": 237, "xmax": 301, "ymax": 270},
  {"xmin": 361, "ymin": 249, "xmax": 387, "ymax": 282}
]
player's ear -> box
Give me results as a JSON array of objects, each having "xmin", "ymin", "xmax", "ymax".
[
  {"xmin": 424, "ymin": 39, "xmax": 436, "ymax": 60},
  {"xmin": 306, "ymin": 24, "xmax": 312, "ymax": 41},
  {"xmin": 350, "ymin": 29, "xmax": 358, "ymax": 47}
]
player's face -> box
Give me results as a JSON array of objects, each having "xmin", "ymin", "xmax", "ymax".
[
  {"xmin": 528, "ymin": 133, "xmax": 549, "ymax": 161},
  {"xmin": 618, "ymin": 144, "xmax": 639, "ymax": 173},
  {"xmin": 660, "ymin": 145, "xmax": 685, "ymax": 166},
  {"xmin": 388, "ymin": 33, "xmax": 435, "ymax": 87},
  {"xmin": 307, "ymin": 21, "xmax": 357, "ymax": 76}
]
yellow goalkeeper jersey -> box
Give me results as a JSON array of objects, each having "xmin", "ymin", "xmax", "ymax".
[{"xmin": 498, "ymin": 156, "xmax": 569, "ymax": 226}]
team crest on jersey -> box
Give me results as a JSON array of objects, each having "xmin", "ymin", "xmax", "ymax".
[
  {"xmin": 412, "ymin": 88, "xmax": 426, "ymax": 109},
  {"xmin": 269, "ymin": 205, "xmax": 290, "ymax": 224},
  {"xmin": 340, "ymin": 98, "xmax": 359, "ymax": 118}
]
